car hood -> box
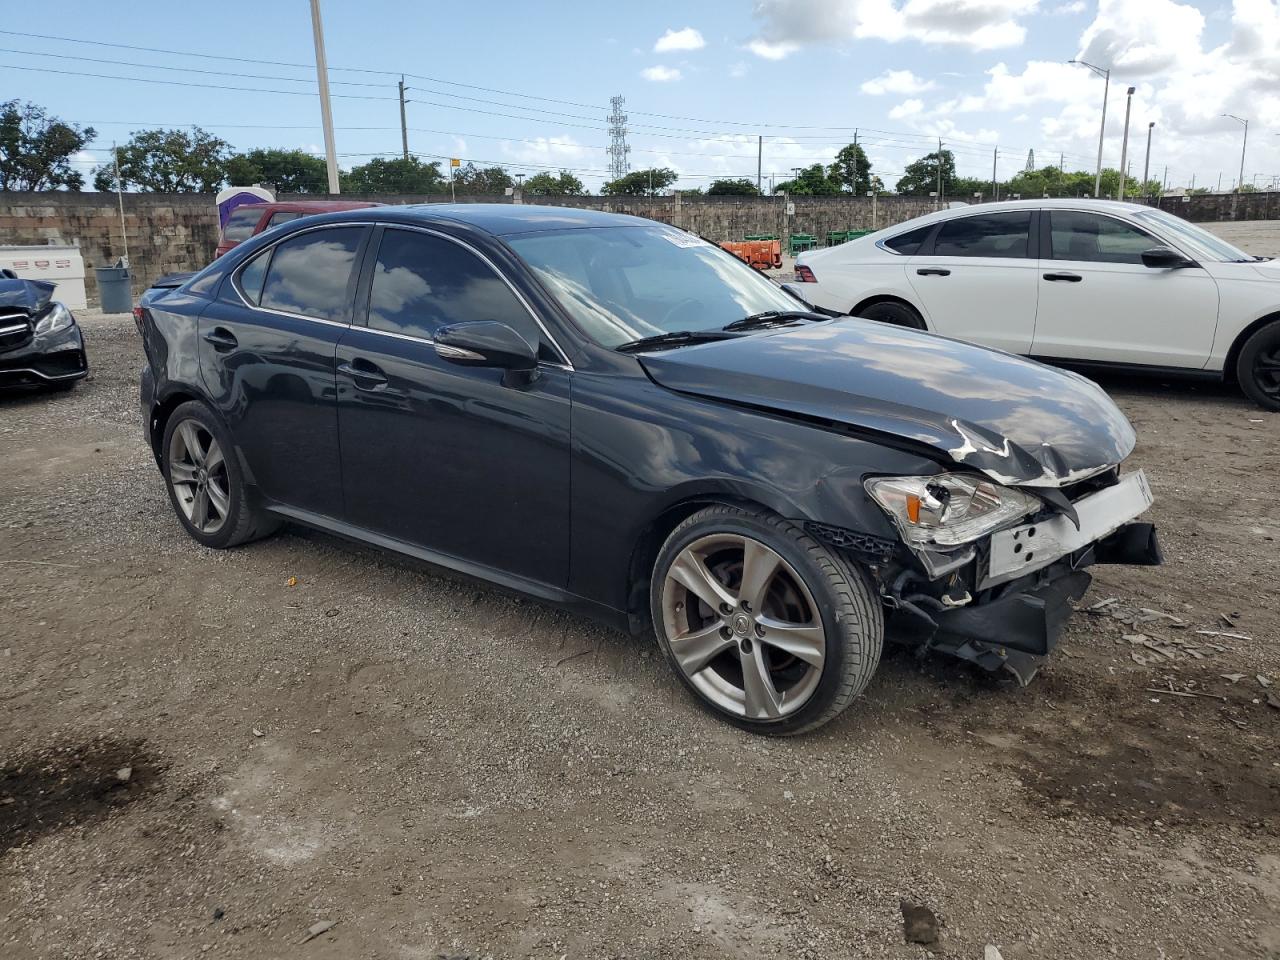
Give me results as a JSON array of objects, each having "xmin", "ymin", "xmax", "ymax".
[
  {"xmin": 0, "ymin": 277, "xmax": 56, "ymax": 313},
  {"xmin": 637, "ymin": 320, "xmax": 1136, "ymax": 488}
]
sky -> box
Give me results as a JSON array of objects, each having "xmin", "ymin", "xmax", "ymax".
[{"xmin": 3, "ymin": 0, "xmax": 1279, "ymax": 194}]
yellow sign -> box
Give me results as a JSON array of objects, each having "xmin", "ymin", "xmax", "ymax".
[{"xmin": 450, "ymin": 158, "xmax": 461, "ymax": 167}]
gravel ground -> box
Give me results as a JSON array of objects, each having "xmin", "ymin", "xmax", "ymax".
[{"xmin": 2, "ymin": 222, "xmax": 1278, "ymax": 960}]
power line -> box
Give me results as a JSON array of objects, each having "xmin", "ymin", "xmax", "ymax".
[{"xmin": 0, "ymin": 63, "xmax": 395, "ymax": 100}]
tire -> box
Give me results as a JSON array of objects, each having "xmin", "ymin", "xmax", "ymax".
[
  {"xmin": 1235, "ymin": 320, "xmax": 1280, "ymax": 411},
  {"xmin": 160, "ymin": 400, "xmax": 280, "ymax": 549},
  {"xmin": 650, "ymin": 504, "xmax": 883, "ymax": 735},
  {"xmin": 856, "ymin": 300, "xmax": 926, "ymax": 330}
]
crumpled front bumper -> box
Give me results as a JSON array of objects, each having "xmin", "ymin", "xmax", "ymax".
[
  {"xmin": 0, "ymin": 321, "xmax": 88, "ymax": 388},
  {"xmin": 886, "ymin": 521, "xmax": 1163, "ymax": 681}
]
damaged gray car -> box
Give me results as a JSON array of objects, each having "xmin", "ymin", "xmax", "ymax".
[{"xmin": 0, "ymin": 271, "xmax": 88, "ymax": 391}]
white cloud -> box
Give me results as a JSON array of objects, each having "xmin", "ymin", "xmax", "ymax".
[
  {"xmin": 888, "ymin": 98, "xmax": 925, "ymax": 119},
  {"xmin": 729, "ymin": 61, "xmax": 749, "ymax": 78},
  {"xmin": 746, "ymin": 39, "xmax": 800, "ymax": 60},
  {"xmin": 498, "ymin": 135, "xmax": 590, "ymax": 168},
  {"xmin": 860, "ymin": 69, "xmax": 936, "ymax": 95},
  {"xmin": 749, "ymin": 0, "xmax": 1040, "ymax": 53},
  {"xmin": 654, "ymin": 27, "xmax": 706, "ymax": 52},
  {"xmin": 1050, "ymin": 0, "xmax": 1086, "ymax": 12},
  {"xmin": 641, "ymin": 64, "xmax": 682, "ymax": 82}
]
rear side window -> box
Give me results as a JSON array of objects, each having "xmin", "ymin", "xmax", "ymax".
[
  {"xmin": 259, "ymin": 227, "xmax": 364, "ymax": 322},
  {"xmin": 267, "ymin": 211, "xmax": 303, "ymax": 228},
  {"xmin": 367, "ymin": 228, "xmax": 543, "ymax": 349},
  {"xmin": 883, "ymin": 224, "xmax": 932, "ymax": 255},
  {"xmin": 221, "ymin": 205, "xmax": 266, "ymax": 243},
  {"xmin": 1049, "ymin": 211, "xmax": 1158, "ymax": 264},
  {"xmin": 236, "ymin": 250, "xmax": 270, "ymax": 304},
  {"xmin": 933, "ymin": 212, "xmax": 1031, "ymax": 259}
]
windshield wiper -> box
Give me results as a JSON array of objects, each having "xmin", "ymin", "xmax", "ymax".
[
  {"xmin": 615, "ymin": 330, "xmax": 739, "ymax": 353},
  {"xmin": 722, "ymin": 310, "xmax": 829, "ymax": 331}
]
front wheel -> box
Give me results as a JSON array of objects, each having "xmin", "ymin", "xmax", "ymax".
[
  {"xmin": 651, "ymin": 505, "xmax": 883, "ymax": 735},
  {"xmin": 856, "ymin": 300, "xmax": 925, "ymax": 330},
  {"xmin": 1236, "ymin": 320, "xmax": 1280, "ymax": 411}
]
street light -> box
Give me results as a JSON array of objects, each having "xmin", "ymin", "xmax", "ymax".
[
  {"xmin": 1142, "ymin": 121, "xmax": 1155, "ymax": 198},
  {"xmin": 1117, "ymin": 86, "xmax": 1135, "ymax": 201},
  {"xmin": 1223, "ymin": 114, "xmax": 1248, "ymax": 193},
  {"xmin": 1069, "ymin": 59, "xmax": 1111, "ymax": 198}
]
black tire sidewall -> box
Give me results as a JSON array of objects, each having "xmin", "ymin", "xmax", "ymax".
[
  {"xmin": 160, "ymin": 401, "xmax": 247, "ymax": 549},
  {"xmin": 651, "ymin": 507, "xmax": 877, "ymax": 735},
  {"xmin": 858, "ymin": 301, "xmax": 924, "ymax": 330},
  {"xmin": 1237, "ymin": 322, "xmax": 1280, "ymax": 411}
]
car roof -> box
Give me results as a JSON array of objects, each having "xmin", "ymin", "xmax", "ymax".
[
  {"xmin": 262, "ymin": 200, "xmax": 384, "ymax": 213},
  {"xmin": 308, "ymin": 202, "xmax": 658, "ymax": 236},
  {"xmin": 882, "ymin": 197, "xmax": 1156, "ymax": 233}
]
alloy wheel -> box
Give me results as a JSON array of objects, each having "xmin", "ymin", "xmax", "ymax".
[
  {"xmin": 168, "ymin": 420, "xmax": 230, "ymax": 535},
  {"xmin": 1253, "ymin": 344, "xmax": 1280, "ymax": 401},
  {"xmin": 660, "ymin": 533, "xmax": 825, "ymax": 720}
]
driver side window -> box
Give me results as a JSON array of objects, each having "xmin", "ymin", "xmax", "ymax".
[{"xmin": 1049, "ymin": 211, "xmax": 1159, "ymax": 265}]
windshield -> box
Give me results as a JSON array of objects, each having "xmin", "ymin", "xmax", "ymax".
[
  {"xmin": 506, "ymin": 225, "xmax": 802, "ymax": 348},
  {"xmin": 1133, "ymin": 208, "xmax": 1253, "ymax": 262}
]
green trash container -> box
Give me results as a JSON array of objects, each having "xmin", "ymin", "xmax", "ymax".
[{"xmin": 95, "ymin": 265, "xmax": 132, "ymax": 314}]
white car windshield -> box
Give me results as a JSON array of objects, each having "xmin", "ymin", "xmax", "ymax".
[
  {"xmin": 507, "ymin": 225, "xmax": 803, "ymax": 348},
  {"xmin": 1133, "ymin": 209, "xmax": 1255, "ymax": 262}
]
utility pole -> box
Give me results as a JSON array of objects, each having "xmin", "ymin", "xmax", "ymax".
[
  {"xmin": 1162, "ymin": 165, "xmax": 1168, "ymax": 196},
  {"xmin": 1222, "ymin": 114, "xmax": 1248, "ymax": 193},
  {"xmin": 1217, "ymin": 172, "xmax": 1222, "ymax": 192},
  {"xmin": 113, "ymin": 142, "xmax": 129, "ymax": 266},
  {"xmin": 852, "ymin": 128, "xmax": 859, "ymax": 194},
  {"xmin": 1141, "ymin": 121, "xmax": 1154, "ymax": 197},
  {"xmin": 1190, "ymin": 173, "xmax": 1196, "ymax": 192},
  {"xmin": 309, "ymin": 0, "xmax": 340, "ymax": 194},
  {"xmin": 937, "ymin": 137, "xmax": 944, "ymax": 208},
  {"xmin": 1118, "ymin": 86, "xmax": 1135, "ymax": 200},
  {"xmin": 398, "ymin": 76, "xmax": 409, "ymax": 160},
  {"xmin": 1069, "ymin": 59, "xmax": 1110, "ymax": 198},
  {"xmin": 756, "ymin": 135, "xmax": 762, "ymax": 192},
  {"xmin": 992, "ymin": 146, "xmax": 998, "ymax": 202}
]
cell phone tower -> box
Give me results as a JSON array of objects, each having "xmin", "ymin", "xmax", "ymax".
[{"xmin": 607, "ymin": 95, "xmax": 631, "ymax": 182}]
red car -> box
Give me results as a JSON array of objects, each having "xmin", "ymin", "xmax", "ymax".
[{"xmin": 215, "ymin": 200, "xmax": 383, "ymax": 257}]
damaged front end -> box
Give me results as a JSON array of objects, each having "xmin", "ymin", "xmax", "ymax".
[{"xmin": 858, "ymin": 466, "xmax": 1162, "ymax": 684}]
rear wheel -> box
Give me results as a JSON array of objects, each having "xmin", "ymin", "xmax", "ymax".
[
  {"xmin": 856, "ymin": 299, "xmax": 925, "ymax": 330},
  {"xmin": 651, "ymin": 505, "xmax": 883, "ymax": 735},
  {"xmin": 161, "ymin": 401, "xmax": 279, "ymax": 548},
  {"xmin": 1236, "ymin": 320, "xmax": 1280, "ymax": 411}
]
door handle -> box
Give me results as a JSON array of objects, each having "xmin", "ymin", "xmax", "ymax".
[
  {"xmin": 338, "ymin": 359, "xmax": 389, "ymax": 390},
  {"xmin": 1043, "ymin": 272, "xmax": 1083, "ymax": 282},
  {"xmin": 202, "ymin": 327, "xmax": 238, "ymax": 350},
  {"xmin": 916, "ymin": 268, "xmax": 951, "ymax": 276}
]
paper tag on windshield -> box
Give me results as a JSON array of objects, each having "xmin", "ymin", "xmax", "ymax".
[{"xmin": 661, "ymin": 230, "xmax": 709, "ymax": 249}]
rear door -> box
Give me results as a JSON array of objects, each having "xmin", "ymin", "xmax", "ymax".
[
  {"xmin": 906, "ymin": 210, "xmax": 1039, "ymax": 354},
  {"xmin": 1030, "ymin": 209, "xmax": 1219, "ymax": 367},
  {"xmin": 335, "ymin": 225, "xmax": 572, "ymax": 587},
  {"xmin": 198, "ymin": 224, "xmax": 369, "ymax": 519}
]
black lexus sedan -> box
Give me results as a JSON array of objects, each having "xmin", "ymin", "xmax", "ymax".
[
  {"xmin": 137, "ymin": 205, "xmax": 1160, "ymax": 735},
  {"xmin": 0, "ymin": 273, "xmax": 89, "ymax": 391}
]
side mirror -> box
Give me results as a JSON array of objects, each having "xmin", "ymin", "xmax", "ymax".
[
  {"xmin": 1140, "ymin": 246, "xmax": 1197, "ymax": 269},
  {"xmin": 434, "ymin": 321, "xmax": 538, "ymax": 380}
]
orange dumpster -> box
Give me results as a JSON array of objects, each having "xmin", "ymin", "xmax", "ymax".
[{"xmin": 719, "ymin": 239, "xmax": 782, "ymax": 271}]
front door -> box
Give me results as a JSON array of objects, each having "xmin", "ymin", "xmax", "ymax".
[
  {"xmin": 198, "ymin": 224, "xmax": 368, "ymax": 518},
  {"xmin": 336, "ymin": 226, "xmax": 572, "ymax": 588},
  {"xmin": 1030, "ymin": 209, "xmax": 1219, "ymax": 368},
  {"xmin": 906, "ymin": 210, "xmax": 1040, "ymax": 354}
]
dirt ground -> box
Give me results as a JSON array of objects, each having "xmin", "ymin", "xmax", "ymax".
[{"xmin": 2, "ymin": 222, "xmax": 1278, "ymax": 960}]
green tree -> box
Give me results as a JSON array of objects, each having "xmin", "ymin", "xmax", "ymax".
[
  {"xmin": 226, "ymin": 148, "xmax": 329, "ymax": 193},
  {"xmin": 774, "ymin": 163, "xmax": 840, "ymax": 196},
  {"xmin": 707, "ymin": 177, "xmax": 761, "ymax": 196},
  {"xmin": 94, "ymin": 127, "xmax": 230, "ymax": 192},
  {"xmin": 601, "ymin": 167, "xmax": 678, "ymax": 196},
  {"xmin": 523, "ymin": 169, "xmax": 587, "ymax": 196},
  {"xmin": 452, "ymin": 163, "xmax": 514, "ymax": 194},
  {"xmin": 0, "ymin": 100, "xmax": 96, "ymax": 191},
  {"xmin": 895, "ymin": 149, "xmax": 956, "ymax": 197},
  {"xmin": 829, "ymin": 142, "xmax": 874, "ymax": 194},
  {"xmin": 341, "ymin": 156, "xmax": 445, "ymax": 194}
]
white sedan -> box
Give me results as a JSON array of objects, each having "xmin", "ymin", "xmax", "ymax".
[{"xmin": 793, "ymin": 199, "xmax": 1280, "ymax": 409}]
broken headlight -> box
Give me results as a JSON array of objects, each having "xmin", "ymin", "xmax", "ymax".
[{"xmin": 865, "ymin": 473, "xmax": 1040, "ymax": 548}]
